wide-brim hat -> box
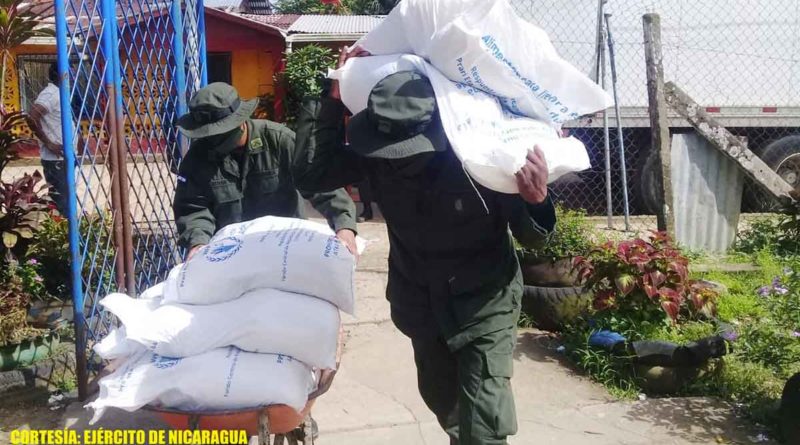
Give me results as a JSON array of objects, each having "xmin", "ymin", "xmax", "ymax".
[
  {"xmin": 347, "ymin": 71, "xmax": 448, "ymax": 159},
  {"xmin": 177, "ymin": 82, "xmax": 257, "ymax": 138}
]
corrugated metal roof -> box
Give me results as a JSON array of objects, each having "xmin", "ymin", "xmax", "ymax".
[
  {"xmin": 204, "ymin": 0, "xmax": 241, "ymax": 8},
  {"xmin": 240, "ymin": 13, "xmax": 299, "ymax": 30},
  {"xmin": 287, "ymin": 14, "xmax": 384, "ymax": 35}
]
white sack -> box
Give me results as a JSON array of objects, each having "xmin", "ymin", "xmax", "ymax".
[
  {"xmin": 93, "ymin": 327, "xmax": 144, "ymax": 360},
  {"xmin": 86, "ymin": 347, "xmax": 316, "ymax": 424},
  {"xmin": 331, "ymin": 54, "xmax": 592, "ymax": 192},
  {"xmin": 98, "ymin": 289, "xmax": 340, "ymax": 369},
  {"xmin": 356, "ymin": 0, "xmax": 612, "ymax": 127},
  {"xmin": 162, "ymin": 216, "xmax": 359, "ymax": 314}
]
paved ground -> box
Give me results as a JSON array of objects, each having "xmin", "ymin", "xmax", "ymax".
[{"xmin": 50, "ymin": 220, "xmax": 774, "ymax": 444}]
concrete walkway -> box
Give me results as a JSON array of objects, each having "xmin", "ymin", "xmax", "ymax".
[{"xmin": 60, "ymin": 221, "xmax": 770, "ymax": 444}]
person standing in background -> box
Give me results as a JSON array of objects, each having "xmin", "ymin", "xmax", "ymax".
[{"xmin": 28, "ymin": 62, "xmax": 68, "ymax": 215}]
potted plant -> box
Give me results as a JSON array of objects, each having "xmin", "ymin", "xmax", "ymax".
[
  {"xmin": 572, "ymin": 231, "xmax": 724, "ymax": 393},
  {"xmin": 0, "ymin": 279, "xmax": 59, "ymax": 371},
  {"xmin": 516, "ymin": 205, "xmax": 594, "ymax": 331}
]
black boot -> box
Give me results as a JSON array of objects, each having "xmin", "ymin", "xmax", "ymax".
[{"xmin": 358, "ymin": 205, "xmax": 374, "ymax": 222}]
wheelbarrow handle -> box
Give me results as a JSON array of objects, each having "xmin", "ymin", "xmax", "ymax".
[{"xmin": 309, "ymin": 367, "xmax": 337, "ymax": 400}]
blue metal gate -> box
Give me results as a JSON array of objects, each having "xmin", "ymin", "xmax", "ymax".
[{"xmin": 53, "ymin": 0, "xmax": 206, "ymax": 399}]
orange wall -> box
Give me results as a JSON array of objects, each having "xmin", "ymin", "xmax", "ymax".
[{"xmin": 205, "ymin": 15, "xmax": 284, "ymax": 102}]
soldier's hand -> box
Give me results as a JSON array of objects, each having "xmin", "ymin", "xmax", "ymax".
[
  {"xmin": 515, "ymin": 146, "xmax": 549, "ymax": 205},
  {"xmin": 186, "ymin": 244, "xmax": 205, "ymax": 261},
  {"xmin": 330, "ymin": 46, "xmax": 371, "ymax": 100},
  {"xmin": 336, "ymin": 229, "xmax": 359, "ymax": 262}
]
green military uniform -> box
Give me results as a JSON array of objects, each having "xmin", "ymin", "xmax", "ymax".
[
  {"xmin": 173, "ymin": 83, "xmax": 356, "ymax": 250},
  {"xmin": 292, "ymin": 72, "xmax": 556, "ymax": 444}
]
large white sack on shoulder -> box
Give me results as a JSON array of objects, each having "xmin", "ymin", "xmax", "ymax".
[
  {"xmin": 99, "ymin": 289, "xmax": 340, "ymax": 369},
  {"xmin": 331, "ymin": 55, "xmax": 591, "ymax": 192},
  {"xmin": 86, "ymin": 347, "xmax": 315, "ymax": 424},
  {"xmin": 162, "ymin": 216, "xmax": 358, "ymax": 314},
  {"xmin": 355, "ymin": 0, "xmax": 612, "ymax": 127}
]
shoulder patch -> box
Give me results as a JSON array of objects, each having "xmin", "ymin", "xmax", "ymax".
[{"xmin": 250, "ymin": 137, "xmax": 264, "ymax": 150}]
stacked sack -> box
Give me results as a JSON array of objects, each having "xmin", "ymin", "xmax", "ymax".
[
  {"xmin": 331, "ymin": 0, "xmax": 614, "ymax": 193},
  {"xmin": 87, "ymin": 216, "xmax": 361, "ymax": 424}
]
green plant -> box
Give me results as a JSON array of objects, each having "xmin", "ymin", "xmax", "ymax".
[
  {"xmin": 274, "ymin": 0, "xmax": 397, "ymax": 14},
  {"xmin": 278, "ymin": 45, "xmax": 336, "ymax": 126},
  {"xmin": 28, "ymin": 214, "xmax": 70, "ymax": 298},
  {"xmin": 736, "ymin": 204, "xmax": 800, "ymax": 257},
  {"xmin": 0, "ymin": 281, "xmax": 45, "ymax": 346},
  {"xmin": 0, "ymin": 171, "xmax": 51, "ymax": 260},
  {"xmin": 54, "ymin": 375, "xmax": 77, "ymax": 393},
  {"xmin": 517, "ymin": 205, "xmax": 594, "ymax": 260},
  {"xmin": 0, "ymin": 108, "xmax": 28, "ymax": 175},
  {"xmin": 574, "ymin": 231, "xmax": 717, "ymax": 326},
  {"xmin": 2, "ymin": 257, "xmax": 49, "ymax": 301},
  {"xmin": 0, "ymin": 0, "xmax": 55, "ymax": 108}
]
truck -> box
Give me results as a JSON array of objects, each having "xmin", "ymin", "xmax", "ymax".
[{"xmin": 514, "ymin": 0, "xmax": 800, "ymax": 214}]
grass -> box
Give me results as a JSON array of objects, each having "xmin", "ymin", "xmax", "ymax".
[{"xmin": 560, "ymin": 245, "xmax": 798, "ymax": 436}]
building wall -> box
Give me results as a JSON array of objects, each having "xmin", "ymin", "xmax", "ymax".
[{"xmin": 205, "ymin": 16, "xmax": 284, "ymax": 102}]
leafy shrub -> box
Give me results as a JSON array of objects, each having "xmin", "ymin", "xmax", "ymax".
[
  {"xmin": 0, "ymin": 282, "xmax": 46, "ymax": 346},
  {"xmin": 517, "ymin": 205, "xmax": 594, "ymax": 261},
  {"xmin": 0, "ymin": 109, "xmax": 29, "ymax": 175},
  {"xmin": 574, "ymin": 231, "xmax": 717, "ymax": 325},
  {"xmin": 27, "ymin": 212, "xmax": 117, "ymax": 299},
  {"xmin": 278, "ymin": 45, "xmax": 336, "ymax": 126},
  {"xmin": 0, "ymin": 171, "xmax": 51, "ymax": 260},
  {"xmin": 736, "ymin": 202, "xmax": 800, "ymax": 257}
]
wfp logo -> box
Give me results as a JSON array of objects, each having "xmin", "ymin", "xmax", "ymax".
[
  {"xmin": 205, "ymin": 237, "xmax": 243, "ymax": 263},
  {"xmin": 151, "ymin": 354, "xmax": 181, "ymax": 369}
]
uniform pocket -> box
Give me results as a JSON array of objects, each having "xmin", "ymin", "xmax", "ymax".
[
  {"xmin": 484, "ymin": 349, "xmax": 517, "ymax": 437},
  {"xmin": 249, "ymin": 170, "xmax": 280, "ymax": 195},
  {"xmin": 211, "ymin": 182, "xmax": 242, "ymax": 204}
]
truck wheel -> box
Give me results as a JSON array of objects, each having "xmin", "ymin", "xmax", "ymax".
[{"xmin": 759, "ymin": 136, "xmax": 800, "ymax": 210}]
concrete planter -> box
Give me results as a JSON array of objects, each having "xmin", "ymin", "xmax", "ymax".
[{"xmin": 0, "ymin": 333, "xmax": 61, "ymax": 372}]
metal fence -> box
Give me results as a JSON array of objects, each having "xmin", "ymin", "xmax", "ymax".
[
  {"xmin": 511, "ymin": 0, "xmax": 800, "ymax": 232},
  {"xmin": 55, "ymin": 0, "xmax": 206, "ymax": 398}
]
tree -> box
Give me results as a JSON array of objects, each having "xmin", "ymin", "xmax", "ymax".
[
  {"xmin": 277, "ymin": 44, "xmax": 336, "ymax": 126},
  {"xmin": 0, "ymin": 0, "xmax": 55, "ymax": 111},
  {"xmin": 275, "ymin": 0, "xmax": 399, "ymax": 14}
]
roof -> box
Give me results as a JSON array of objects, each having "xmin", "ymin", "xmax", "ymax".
[
  {"xmin": 205, "ymin": 8, "xmax": 286, "ymax": 37},
  {"xmin": 287, "ymin": 14, "xmax": 384, "ymax": 35},
  {"xmin": 240, "ymin": 13, "xmax": 299, "ymax": 31},
  {"xmin": 204, "ymin": 0, "xmax": 242, "ymax": 8}
]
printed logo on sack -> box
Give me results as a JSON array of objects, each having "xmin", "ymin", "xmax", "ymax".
[
  {"xmin": 205, "ymin": 236, "xmax": 243, "ymax": 263},
  {"xmin": 151, "ymin": 354, "xmax": 181, "ymax": 369}
]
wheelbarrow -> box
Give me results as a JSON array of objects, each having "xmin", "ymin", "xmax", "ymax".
[
  {"xmin": 90, "ymin": 327, "xmax": 344, "ymax": 444},
  {"xmin": 144, "ymin": 367, "xmax": 337, "ymax": 444}
]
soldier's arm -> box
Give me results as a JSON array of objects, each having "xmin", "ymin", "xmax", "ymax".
[
  {"xmin": 504, "ymin": 194, "xmax": 557, "ymax": 251},
  {"xmin": 278, "ymin": 127, "xmax": 358, "ymax": 234},
  {"xmin": 292, "ymin": 97, "xmax": 365, "ymax": 193},
  {"xmin": 173, "ymin": 154, "xmax": 216, "ymax": 250}
]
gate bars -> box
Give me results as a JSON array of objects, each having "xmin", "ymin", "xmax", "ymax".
[{"xmin": 53, "ymin": 0, "xmax": 207, "ymax": 399}]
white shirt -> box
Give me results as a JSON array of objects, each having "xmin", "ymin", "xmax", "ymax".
[{"xmin": 34, "ymin": 83, "xmax": 63, "ymax": 161}]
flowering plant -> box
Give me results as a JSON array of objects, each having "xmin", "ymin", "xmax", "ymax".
[{"xmin": 573, "ymin": 231, "xmax": 717, "ymax": 324}]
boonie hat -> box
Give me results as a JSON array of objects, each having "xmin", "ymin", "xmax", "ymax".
[{"xmin": 177, "ymin": 83, "xmax": 257, "ymax": 138}]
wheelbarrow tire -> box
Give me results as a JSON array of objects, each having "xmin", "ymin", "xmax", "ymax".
[{"xmin": 303, "ymin": 416, "xmax": 314, "ymax": 445}]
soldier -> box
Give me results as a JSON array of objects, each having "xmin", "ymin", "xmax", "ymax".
[
  {"xmin": 173, "ymin": 82, "xmax": 358, "ymax": 260},
  {"xmin": 292, "ymin": 48, "xmax": 557, "ymax": 445}
]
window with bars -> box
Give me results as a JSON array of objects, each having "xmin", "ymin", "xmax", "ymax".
[{"xmin": 17, "ymin": 54, "xmax": 57, "ymax": 112}]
